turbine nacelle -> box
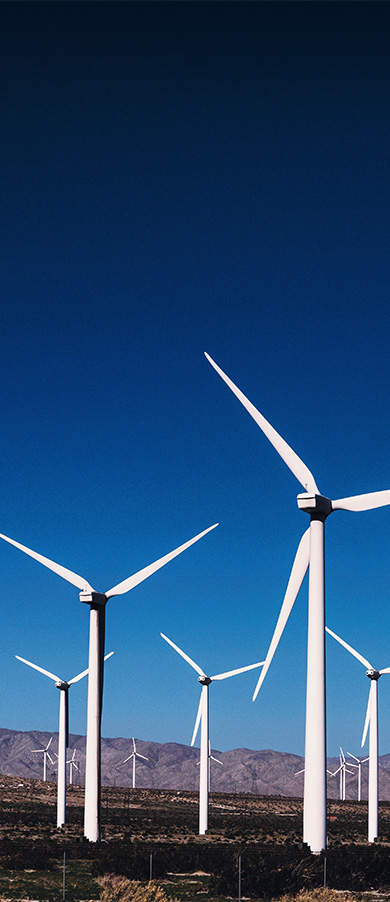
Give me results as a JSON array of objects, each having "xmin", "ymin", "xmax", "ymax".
[
  {"xmin": 366, "ymin": 669, "xmax": 381, "ymax": 681},
  {"xmin": 198, "ymin": 675, "xmax": 212, "ymax": 686},
  {"xmin": 55, "ymin": 681, "xmax": 69, "ymax": 690},
  {"xmin": 79, "ymin": 591, "xmax": 107, "ymax": 607},
  {"xmin": 297, "ymin": 493, "xmax": 332, "ymax": 518}
]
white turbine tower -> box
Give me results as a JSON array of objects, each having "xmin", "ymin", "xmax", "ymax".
[
  {"xmin": 205, "ymin": 352, "xmax": 390, "ymax": 853},
  {"xmin": 161, "ymin": 631, "xmax": 264, "ymax": 835},
  {"xmin": 32, "ymin": 736, "xmax": 55, "ymax": 782},
  {"xmin": 326, "ymin": 625, "xmax": 390, "ymax": 843},
  {"xmin": 122, "ymin": 738, "xmax": 149, "ymax": 789},
  {"xmin": 347, "ymin": 752, "xmax": 369, "ymax": 802},
  {"xmin": 16, "ymin": 651, "xmax": 113, "ymax": 828},
  {"xmin": 0, "ymin": 522, "xmax": 217, "ymax": 841}
]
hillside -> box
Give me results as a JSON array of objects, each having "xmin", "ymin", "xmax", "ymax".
[{"xmin": 0, "ymin": 727, "xmax": 389, "ymax": 800}]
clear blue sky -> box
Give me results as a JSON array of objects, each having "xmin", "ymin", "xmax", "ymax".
[{"xmin": 1, "ymin": 1, "xmax": 390, "ymax": 760}]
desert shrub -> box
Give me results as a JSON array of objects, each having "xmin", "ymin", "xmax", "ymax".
[
  {"xmin": 98, "ymin": 876, "xmax": 178, "ymax": 902},
  {"xmin": 277, "ymin": 891, "xmax": 360, "ymax": 902}
]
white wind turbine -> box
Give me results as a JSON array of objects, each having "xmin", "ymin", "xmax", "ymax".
[
  {"xmin": 196, "ymin": 740, "xmax": 223, "ymax": 792},
  {"xmin": 161, "ymin": 631, "xmax": 264, "ymax": 834},
  {"xmin": 331, "ymin": 747, "xmax": 354, "ymax": 801},
  {"xmin": 326, "ymin": 625, "xmax": 390, "ymax": 842},
  {"xmin": 347, "ymin": 752, "xmax": 369, "ymax": 802},
  {"xmin": 67, "ymin": 749, "xmax": 80, "ymax": 786},
  {"xmin": 16, "ymin": 651, "xmax": 113, "ymax": 827},
  {"xmin": 205, "ymin": 352, "xmax": 390, "ymax": 853},
  {"xmin": 122, "ymin": 738, "xmax": 149, "ymax": 789},
  {"xmin": 32, "ymin": 736, "xmax": 55, "ymax": 782},
  {"xmin": 0, "ymin": 522, "xmax": 217, "ymax": 841}
]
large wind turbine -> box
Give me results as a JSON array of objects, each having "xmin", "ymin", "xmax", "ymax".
[
  {"xmin": 205, "ymin": 352, "xmax": 390, "ymax": 853},
  {"xmin": 161, "ymin": 631, "xmax": 264, "ymax": 834},
  {"xmin": 326, "ymin": 625, "xmax": 390, "ymax": 842},
  {"xmin": 32, "ymin": 736, "xmax": 55, "ymax": 782},
  {"xmin": 0, "ymin": 522, "xmax": 217, "ymax": 841},
  {"xmin": 16, "ymin": 651, "xmax": 113, "ymax": 827}
]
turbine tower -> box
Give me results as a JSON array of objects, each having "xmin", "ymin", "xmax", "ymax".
[
  {"xmin": 32, "ymin": 736, "xmax": 55, "ymax": 782},
  {"xmin": 0, "ymin": 522, "xmax": 217, "ymax": 841},
  {"xmin": 16, "ymin": 651, "xmax": 113, "ymax": 827},
  {"xmin": 161, "ymin": 631, "xmax": 264, "ymax": 834},
  {"xmin": 205, "ymin": 352, "xmax": 390, "ymax": 853},
  {"xmin": 122, "ymin": 738, "xmax": 149, "ymax": 789},
  {"xmin": 326, "ymin": 625, "xmax": 390, "ymax": 842}
]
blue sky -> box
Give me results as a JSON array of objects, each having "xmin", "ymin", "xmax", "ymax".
[{"xmin": 1, "ymin": 1, "xmax": 390, "ymax": 760}]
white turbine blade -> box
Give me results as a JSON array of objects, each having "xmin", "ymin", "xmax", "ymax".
[
  {"xmin": 191, "ymin": 692, "xmax": 203, "ymax": 747},
  {"xmin": 253, "ymin": 528, "xmax": 310, "ymax": 701},
  {"xmin": 68, "ymin": 650, "xmax": 114, "ymax": 685},
  {"xmin": 32, "ymin": 748, "xmax": 45, "ymax": 753},
  {"xmin": 105, "ymin": 523, "xmax": 218, "ymax": 598},
  {"xmin": 160, "ymin": 633, "xmax": 204, "ymax": 676},
  {"xmin": 205, "ymin": 353, "xmax": 319, "ymax": 494},
  {"xmin": 211, "ymin": 755, "xmax": 223, "ymax": 765},
  {"xmin": 347, "ymin": 752, "xmax": 359, "ymax": 762},
  {"xmin": 332, "ymin": 490, "xmax": 390, "ymax": 512},
  {"xmin": 132, "ymin": 738, "xmax": 136, "ymax": 752},
  {"xmin": 340, "ymin": 746, "xmax": 345, "ymax": 762},
  {"xmin": 211, "ymin": 660, "xmax": 265, "ymax": 681},
  {"xmin": 361, "ymin": 685, "xmax": 373, "ymax": 748},
  {"xmin": 46, "ymin": 737, "xmax": 53, "ymax": 750},
  {"xmin": 0, "ymin": 532, "xmax": 93, "ymax": 592},
  {"xmin": 379, "ymin": 666, "xmax": 390, "ymax": 675},
  {"xmin": 47, "ymin": 753, "xmax": 56, "ymax": 766},
  {"xmin": 325, "ymin": 626, "xmax": 372, "ymax": 670},
  {"xmin": 15, "ymin": 655, "xmax": 61, "ymax": 683},
  {"xmin": 123, "ymin": 755, "xmax": 133, "ymax": 764},
  {"xmin": 136, "ymin": 753, "xmax": 149, "ymax": 761}
]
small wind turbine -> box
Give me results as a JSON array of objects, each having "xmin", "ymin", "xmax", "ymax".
[
  {"xmin": 196, "ymin": 740, "xmax": 223, "ymax": 791},
  {"xmin": 326, "ymin": 625, "xmax": 390, "ymax": 842},
  {"xmin": 67, "ymin": 749, "xmax": 80, "ymax": 786},
  {"xmin": 32, "ymin": 736, "xmax": 55, "ymax": 782},
  {"xmin": 161, "ymin": 631, "xmax": 264, "ymax": 834},
  {"xmin": 347, "ymin": 752, "xmax": 369, "ymax": 801},
  {"xmin": 122, "ymin": 738, "xmax": 149, "ymax": 789},
  {"xmin": 332, "ymin": 748, "xmax": 354, "ymax": 801},
  {"xmin": 205, "ymin": 352, "xmax": 390, "ymax": 852},
  {"xmin": 16, "ymin": 651, "xmax": 113, "ymax": 827},
  {"xmin": 0, "ymin": 521, "xmax": 217, "ymax": 841}
]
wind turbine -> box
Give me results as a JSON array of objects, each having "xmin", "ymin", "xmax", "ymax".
[
  {"xmin": 32, "ymin": 736, "xmax": 55, "ymax": 782},
  {"xmin": 122, "ymin": 738, "xmax": 149, "ymax": 789},
  {"xmin": 331, "ymin": 747, "xmax": 354, "ymax": 801},
  {"xmin": 161, "ymin": 631, "xmax": 264, "ymax": 834},
  {"xmin": 196, "ymin": 741, "xmax": 223, "ymax": 792},
  {"xmin": 15, "ymin": 651, "xmax": 113, "ymax": 828},
  {"xmin": 0, "ymin": 522, "xmax": 217, "ymax": 841},
  {"xmin": 347, "ymin": 752, "xmax": 369, "ymax": 802},
  {"xmin": 326, "ymin": 625, "xmax": 390, "ymax": 842},
  {"xmin": 205, "ymin": 352, "xmax": 390, "ymax": 853},
  {"xmin": 67, "ymin": 749, "xmax": 80, "ymax": 786}
]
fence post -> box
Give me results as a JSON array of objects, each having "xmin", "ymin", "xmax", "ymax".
[
  {"xmin": 150, "ymin": 852, "xmax": 153, "ymax": 881},
  {"xmin": 63, "ymin": 851, "xmax": 66, "ymax": 901},
  {"xmin": 238, "ymin": 853, "xmax": 242, "ymax": 902},
  {"xmin": 323, "ymin": 854, "xmax": 327, "ymax": 888}
]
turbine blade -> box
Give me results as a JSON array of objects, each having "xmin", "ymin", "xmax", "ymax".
[
  {"xmin": 379, "ymin": 666, "xmax": 390, "ymax": 675},
  {"xmin": 332, "ymin": 490, "xmax": 390, "ymax": 512},
  {"xmin": 191, "ymin": 692, "xmax": 203, "ymax": 747},
  {"xmin": 340, "ymin": 746, "xmax": 345, "ymax": 762},
  {"xmin": 211, "ymin": 660, "xmax": 265, "ymax": 681},
  {"xmin": 68, "ymin": 650, "xmax": 114, "ymax": 685},
  {"xmin": 105, "ymin": 523, "xmax": 218, "ymax": 598},
  {"xmin": 15, "ymin": 655, "xmax": 61, "ymax": 684},
  {"xmin": 160, "ymin": 633, "xmax": 204, "ymax": 676},
  {"xmin": 252, "ymin": 528, "xmax": 310, "ymax": 701},
  {"xmin": 136, "ymin": 753, "xmax": 149, "ymax": 761},
  {"xmin": 361, "ymin": 685, "xmax": 373, "ymax": 748},
  {"xmin": 325, "ymin": 626, "xmax": 372, "ymax": 670},
  {"xmin": 347, "ymin": 752, "xmax": 359, "ymax": 762},
  {"xmin": 204, "ymin": 353, "xmax": 319, "ymax": 494},
  {"xmin": 0, "ymin": 532, "xmax": 93, "ymax": 591}
]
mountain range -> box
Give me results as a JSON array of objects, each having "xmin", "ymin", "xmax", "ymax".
[{"xmin": 1, "ymin": 727, "xmax": 390, "ymax": 800}]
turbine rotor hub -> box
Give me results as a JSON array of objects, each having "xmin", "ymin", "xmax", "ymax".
[
  {"xmin": 297, "ymin": 493, "xmax": 332, "ymax": 519},
  {"xmin": 79, "ymin": 591, "xmax": 107, "ymax": 606},
  {"xmin": 366, "ymin": 669, "xmax": 381, "ymax": 681},
  {"xmin": 198, "ymin": 675, "xmax": 211, "ymax": 685},
  {"xmin": 55, "ymin": 681, "xmax": 69, "ymax": 690}
]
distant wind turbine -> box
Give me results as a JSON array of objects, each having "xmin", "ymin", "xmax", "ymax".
[
  {"xmin": 161, "ymin": 631, "xmax": 264, "ymax": 834},
  {"xmin": 0, "ymin": 522, "xmax": 217, "ymax": 841},
  {"xmin": 326, "ymin": 625, "xmax": 390, "ymax": 842},
  {"xmin": 67, "ymin": 749, "xmax": 80, "ymax": 786},
  {"xmin": 347, "ymin": 752, "xmax": 369, "ymax": 802},
  {"xmin": 196, "ymin": 740, "xmax": 223, "ymax": 792},
  {"xmin": 205, "ymin": 351, "xmax": 390, "ymax": 853},
  {"xmin": 122, "ymin": 738, "xmax": 149, "ymax": 789},
  {"xmin": 32, "ymin": 736, "xmax": 55, "ymax": 782},
  {"xmin": 16, "ymin": 651, "xmax": 113, "ymax": 827}
]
